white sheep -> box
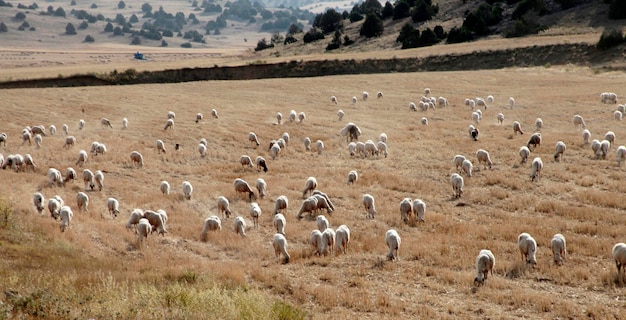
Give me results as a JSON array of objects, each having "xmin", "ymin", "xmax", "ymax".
[
  {"xmin": 82, "ymin": 169, "xmax": 95, "ymax": 191},
  {"xmin": 582, "ymin": 129, "xmax": 591, "ymax": 145},
  {"xmin": 130, "ymin": 151, "xmax": 144, "ymax": 167},
  {"xmin": 618, "ymin": 104, "xmax": 626, "ymax": 114},
  {"xmin": 211, "ymin": 109, "xmax": 219, "ymax": 118},
  {"xmin": 509, "ymin": 97, "xmax": 515, "ymax": 108},
  {"xmin": 453, "ymin": 155, "xmax": 466, "ymax": 172},
  {"xmin": 472, "ymin": 112, "xmax": 481, "ymax": 124},
  {"xmin": 34, "ymin": 134, "xmax": 42, "ymax": 149},
  {"xmin": 322, "ymin": 228, "xmax": 336, "ymax": 256},
  {"xmin": 182, "ymin": 181, "xmax": 193, "ymax": 200},
  {"xmin": 518, "ymin": 232, "xmax": 537, "ymax": 265},
  {"xmin": 255, "ymin": 156, "xmax": 268, "ymax": 173},
  {"xmin": 312, "ymin": 190, "xmax": 335, "ymax": 212},
  {"xmin": 601, "ymin": 140, "xmax": 611, "ymax": 159},
  {"xmin": 273, "ymin": 195, "xmax": 288, "ymax": 215},
  {"xmin": 340, "ymin": 122, "xmax": 362, "ymax": 143},
  {"xmin": 33, "ymin": 192, "xmax": 45, "ymax": 214},
  {"xmin": 195, "ymin": 113, "xmax": 204, "ymax": 123},
  {"xmin": 364, "ymin": 140, "xmax": 378, "ymax": 157},
  {"xmin": 106, "ymin": 197, "xmax": 120, "ymax": 218},
  {"xmin": 421, "ymin": 117, "xmax": 428, "ymax": 126},
  {"xmin": 160, "ymin": 181, "xmax": 170, "ymax": 195},
  {"xmin": 78, "ymin": 119, "xmax": 85, "ymax": 130},
  {"xmin": 362, "ymin": 194, "xmax": 377, "ymax": 219},
  {"xmin": 249, "ymin": 202, "xmax": 262, "ymax": 229},
  {"xmin": 281, "ymin": 132, "xmax": 290, "ymax": 146},
  {"xmin": 61, "ymin": 124, "xmax": 69, "ymax": 136},
  {"xmin": 437, "ymin": 96, "xmax": 448, "ymax": 107},
  {"xmin": 554, "ymin": 141, "xmax": 566, "ymax": 162},
  {"xmin": 551, "ymin": 234, "xmax": 567, "ymax": 266},
  {"xmin": 527, "ymin": 133, "xmax": 541, "ymax": 149},
  {"xmin": 591, "ymin": 139, "xmax": 602, "ymax": 158},
  {"xmin": 49, "ymin": 125, "xmax": 56, "ymax": 135},
  {"xmin": 617, "ymin": 146, "xmax": 626, "ymax": 166},
  {"xmin": 469, "ymin": 125, "xmax": 479, "ymax": 141},
  {"xmin": 409, "ymin": 101, "xmax": 417, "ymax": 112},
  {"xmin": 605, "ymin": 131, "xmax": 616, "ymax": 146},
  {"xmin": 450, "ymin": 173, "xmax": 464, "ymax": 199},
  {"xmin": 615, "ymin": 110, "xmax": 623, "ymax": 121},
  {"xmin": 316, "ymin": 140, "xmax": 324, "ymax": 155},
  {"xmin": 156, "ymin": 140, "xmax": 167, "ymax": 154},
  {"xmin": 462, "ymin": 159, "xmax": 473, "ymax": 177},
  {"xmin": 234, "ymin": 216, "xmax": 246, "ymax": 238},
  {"xmin": 122, "ymin": 118, "xmax": 128, "ymax": 129},
  {"xmin": 274, "ymin": 213, "xmax": 286, "ymax": 235},
  {"xmin": 76, "ymin": 192, "xmax": 89, "ymax": 212},
  {"xmin": 167, "ymin": 111, "xmax": 176, "ymax": 119},
  {"xmin": 48, "ymin": 168, "xmax": 63, "ymax": 187},
  {"xmin": 335, "ymin": 225, "xmax": 350, "ymax": 254},
  {"xmin": 601, "ymin": 92, "xmax": 618, "ymax": 104},
  {"xmin": 530, "ymin": 157, "xmax": 543, "ymax": 181},
  {"xmin": 256, "ymin": 178, "xmax": 267, "ymax": 199},
  {"xmin": 289, "ymin": 110, "xmax": 297, "ymax": 122},
  {"xmin": 48, "ymin": 197, "xmax": 62, "ymax": 219},
  {"xmin": 535, "ymin": 118, "xmax": 543, "ymax": 131},
  {"xmin": 399, "ymin": 198, "xmax": 413, "ymax": 223},
  {"xmin": 271, "ymin": 143, "xmax": 281, "ymax": 160},
  {"xmin": 497, "ymin": 113, "xmax": 504, "ymax": 125},
  {"xmin": 385, "ymin": 229, "xmax": 401, "ymax": 261},
  {"xmin": 476, "ymin": 149, "xmax": 493, "ymax": 169},
  {"xmin": 94, "ymin": 170, "xmax": 104, "ymax": 191},
  {"xmin": 0, "ymin": 132, "xmax": 6, "ymax": 147},
  {"xmin": 200, "ymin": 216, "xmax": 222, "ymax": 241},
  {"xmin": 93, "ymin": 143, "xmax": 107, "ymax": 156},
  {"xmin": 240, "ymin": 155, "xmax": 254, "ymax": 169},
  {"xmin": 302, "ymin": 176, "xmax": 318, "ymax": 198},
  {"xmin": 198, "ymin": 143, "xmax": 207, "ymax": 158},
  {"xmin": 612, "ymin": 243, "xmax": 626, "ymax": 282},
  {"xmin": 31, "ymin": 125, "xmax": 46, "ymax": 136},
  {"xmin": 347, "ymin": 142, "xmax": 357, "ymax": 156},
  {"xmin": 424, "ymin": 88, "xmax": 431, "ymax": 96},
  {"xmin": 59, "ymin": 206, "xmax": 73, "ymax": 232},
  {"xmin": 163, "ymin": 118, "xmax": 174, "ymax": 130},
  {"xmin": 303, "ymin": 137, "xmax": 311, "ymax": 152},
  {"xmin": 346, "ymin": 170, "xmax": 358, "ymax": 185},
  {"xmin": 377, "ymin": 91, "xmax": 384, "ymax": 98},
  {"xmin": 487, "ymin": 95, "xmax": 494, "ymax": 103},
  {"xmin": 337, "ymin": 109, "xmax": 344, "ymax": 121},
  {"xmin": 137, "ymin": 218, "xmax": 152, "ymax": 247},
  {"xmin": 126, "ymin": 209, "xmax": 144, "ymax": 233},
  {"xmin": 296, "ymin": 196, "xmax": 318, "ymax": 220},
  {"xmin": 573, "ymin": 114, "xmax": 586, "ymax": 130},
  {"xmin": 143, "ymin": 210, "xmax": 167, "ymax": 236},
  {"xmin": 248, "ymin": 132, "xmax": 260, "ymax": 147},
  {"xmin": 234, "ymin": 178, "xmax": 256, "ymax": 201},
  {"xmin": 64, "ymin": 167, "xmax": 77, "ymax": 184},
  {"xmin": 412, "ymin": 199, "xmax": 426, "ymax": 222},
  {"xmin": 75, "ymin": 150, "xmax": 88, "ymax": 167},
  {"xmin": 316, "ymin": 214, "xmax": 329, "ymax": 232},
  {"xmin": 63, "ymin": 136, "xmax": 76, "ymax": 149},
  {"xmin": 217, "ymin": 196, "xmax": 232, "ymax": 218},
  {"xmin": 273, "ymin": 233, "xmax": 291, "ymax": 263},
  {"xmin": 310, "ymin": 229, "xmax": 324, "ymax": 256},
  {"xmin": 473, "ymin": 249, "xmax": 495, "ymax": 287},
  {"xmin": 331, "ymin": 96, "xmax": 338, "ymax": 104},
  {"xmin": 519, "ymin": 146, "xmax": 530, "ymax": 164},
  {"xmin": 513, "ymin": 121, "xmax": 524, "ymax": 135}
]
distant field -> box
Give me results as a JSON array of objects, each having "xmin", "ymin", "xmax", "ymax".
[{"xmin": 1, "ymin": 61, "xmax": 626, "ymax": 318}]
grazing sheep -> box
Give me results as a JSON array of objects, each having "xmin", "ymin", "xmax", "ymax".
[
  {"xmin": 94, "ymin": 170, "xmax": 104, "ymax": 191},
  {"xmin": 313, "ymin": 194, "xmax": 333, "ymax": 215},
  {"xmin": 316, "ymin": 140, "xmax": 324, "ymax": 155},
  {"xmin": 248, "ymin": 132, "xmax": 260, "ymax": 147},
  {"xmin": 136, "ymin": 218, "xmax": 151, "ymax": 247},
  {"xmin": 156, "ymin": 140, "xmax": 167, "ymax": 154},
  {"xmin": 462, "ymin": 159, "xmax": 473, "ymax": 177},
  {"xmin": 385, "ymin": 229, "xmax": 401, "ymax": 261},
  {"xmin": 75, "ymin": 150, "xmax": 88, "ymax": 167},
  {"xmin": 509, "ymin": 97, "xmax": 515, "ymax": 108},
  {"xmin": 34, "ymin": 134, "xmax": 42, "ymax": 149},
  {"xmin": 274, "ymin": 213, "xmax": 286, "ymax": 235},
  {"xmin": 195, "ymin": 113, "xmax": 204, "ymax": 123},
  {"xmin": 472, "ymin": 112, "xmax": 481, "ymax": 124},
  {"xmin": 600, "ymin": 140, "xmax": 611, "ymax": 159},
  {"xmin": 601, "ymin": 92, "xmax": 618, "ymax": 104},
  {"xmin": 412, "ymin": 199, "xmax": 426, "ymax": 222},
  {"xmin": 573, "ymin": 114, "xmax": 586, "ymax": 129},
  {"xmin": 62, "ymin": 124, "xmax": 69, "ymax": 135},
  {"xmin": 409, "ymin": 101, "xmax": 417, "ymax": 111},
  {"xmin": 125, "ymin": 209, "xmax": 144, "ymax": 233},
  {"xmin": 535, "ymin": 118, "xmax": 543, "ymax": 131},
  {"xmin": 302, "ymin": 176, "xmax": 318, "ymax": 198},
  {"xmin": 424, "ymin": 88, "xmax": 431, "ymax": 96},
  {"xmin": 518, "ymin": 232, "xmax": 538, "ymax": 265},
  {"xmin": 64, "ymin": 167, "xmax": 77, "ymax": 184},
  {"xmin": 276, "ymin": 112, "xmax": 282, "ymax": 124},
  {"xmin": 346, "ymin": 170, "xmax": 358, "ymax": 185},
  {"xmin": 143, "ymin": 210, "xmax": 167, "ymax": 236},
  {"xmin": 49, "ymin": 125, "xmax": 56, "ymax": 135},
  {"xmin": 252, "ymin": 156, "xmax": 267, "ymax": 173},
  {"xmin": 519, "ymin": 146, "xmax": 530, "ymax": 164},
  {"xmin": 469, "ymin": 125, "xmax": 479, "ymax": 141},
  {"xmin": 618, "ymin": 104, "xmax": 626, "ymax": 114},
  {"xmin": 78, "ymin": 119, "xmax": 85, "ymax": 130},
  {"xmin": 312, "ymin": 190, "xmax": 335, "ymax": 212},
  {"xmin": 163, "ymin": 118, "xmax": 174, "ymax": 130},
  {"xmin": 304, "ymin": 137, "xmax": 311, "ymax": 151},
  {"xmin": 59, "ymin": 206, "xmax": 73, "ymax": 232},
  {"xmin": 48, "ymin": 168, "xmax": 64, "ymax": 187},
  {"xmin": 76, "ymin": 192, "xmax": 89, "ymax": 212},
  {"xmin": 249, "ymin": 202, "xmax": 262, "ymax": 229},
  {"xmin": 0, "ymin": 132, "xmax": 6, "ymax": 147},
  {"xmin": 362, "ymin": 194, "xmax": 377, "ymax": 219},
  {"xmin": 33, "ymin": 192, "xmax": 45, "ymax": 214},
  {"xmin": 476, "ymin": 149, "xmax": 493, "ymax": 169},
  {"xmin": 63, "ymin": 136, "xmax": 76, "ymax": 149},
  {"xmin": 100, "ymin": 118, "xmax": 113, "ymax": 128},
  {"xmin": 122, "ymin": 118, "xmax": 128, "ymax": 129},
  {"xmin": 20, "ymin": 154, "xmax": 35, "ymax": 171},
  {"xmin": 551, "ymin": 234, "xmax": 567, "ymax": 266},
  {"xmin": 167, "ymin": 111, "xmax": 176, "ymax": 119},
  {"xmin": 348, "ymin": 142, "xmax": 357, "ymax": 156},
  {"xmin": 399, "ymin": 198, "xmax": 413, "ymax": 223},
  {"xmin": 513, "ymin": 121, "xmax": 524, "ymax": 135},
  {"xmin": 450, "ymin": 173, "xmax": 464, "ymax": 199},
  {"xmin": 211, "ymin": 109, "xmax": 219, "ymax": 118},
  {"xmin": 377, "ymin": 91, "xmax": 383, "ymax": 98},
  {"xmin": 200, "ymin": 138, "xmax": 208, "ymax": 146},
  {"xmin": 361, "ymin": 91, "xmax": 369, "ymax": 101},
  {"xmin": 582, "ymin": 129, "xmax": 591, "ymax": 145},
  {"xmin": 605, "ymin": 131, "xmax": 616, "ymax": 146},
  {"xmin": 331, "ymin": 96, "xmax": 338, "ymax": 104},
  {"xmin": 240, "ymin": 155, "xmax": 254, "ymax": 169},
  {"xmin": 93, "ymin": 143, "xmax": 107, "ymax": 156},
  {"xmin": 298, "ymin": 112, "xmax": 305, "ymax": 123},
  {"xmin": 335, "ymin": 225, "xmax": 350, "ymax": 254},
  {"xmin": 497, "ymin": 113, "xmax": 504, "ymax": 125},
  {"xmin": 554, "ymin": 141, "xmax": 566, "ymax": 162},
  {"xmin": 530, "ymin": 157, "xmax": 543, "ymax": 181},
  {"xmin": 198, "ymin": 143, "xmax": 207, "ymax": 158},
  {"xmin": 340, "ymin": 122, "xmax": 362, "ymax": 143},
  {"xmin": 437, "ymin": 96, "xmax": 448, "ymax": 107},
  {"xmin": 421, "ymin": 117, "xmax": 428, "ymax": 126},
  {"xmin": 453, "ymin": 155, "xmax": 466, "ymax": 172},
  {"xmin": 234, "ymin": 216, "xmax": 246, "ymax": 238},
  {"xmin": 234, "ymin": 178, "xmax": 256, "ymax": 201},
  {"xmin": 591, "ymin": 139, "xmax": 602, "ymax": 158},
  {"xmin": 617, "ymin": 146, "xmax": 626, "ymax": 166},
  {"xmin": 289, "ymin": 110, "xmax": 297, "ymax": 122},
  {"xmin": 316, "ymin": 215, "xmax": 329, "ymax": 232},
  {"xmin": 256, "ymin": 178, "xmax": 267, "ymax": 199},
  {"xmin": 200, "ymin": 216, "xmax": 222, "ymax": 241},
  {"xmin": 82, "ymin": 169, "xmax": 95, "ymax": 191},
  {"xmin": 321, "ymin": 228, "xmax": 336, "ymax": 256},
  {"xmin": 281, "ymin": 132, "xmax": 290, "ymax": 146},
  {"xmin": 615, "ymin": 110, "xmax": 623, "ymax": 121},
  {"xmin": 527, "ymin": 133, "xmax": 541, "ymax": 150},
  {"xmin": 487, "ymin": 95, "xmax": 494, "ymax": 103},
  {"xmin": 364, "ymin": 140, "xmax": 378, "ymax": 157},
  {"xmin": 130, "ymin": 151, "xmax": 144, "ymax": 167},
  {"xmin": 271, "ymin": 143, "xmax": 281, "ymax": 160},
  {"xmin": 337, "ymin": 109, "xmax": 344, "ymax": 121},
  {"xmin": 296, "ymin": 197, "xmax": 318, "ymax": 220},
  {"xmin": 160, "ymin": 181, "xmax": 170, "ymax": 195},
  {"xmin": 273, "ymin": 195, "xmax": 288, "ymax": 215},
  {"xmin": 476, "ymin": 97, "xmax": 488, "ymax": 109},
  {"xmin": 612, "ymin": 243, "xmax": 626, "ymax": 281},
  {"xmin": 106, "ymin": 197, "xmax": 120, "ymax": 218},
  {"xmin": 182, "ymin": 181, "xmax": 193, "ymax": 200},
  {"xmin": 48, "ymin": 197, "xmax": 62, "ymax": 219},
  {"xmin": 310, "ymin": 229, "xmax": 324, "ymax": 256},
  {"xmin": 273, "ymin": 233, "xmax": 291, "ymax": 263},
  {"xmin": 214, "ymin": 196, "xmax": 232, "ymax": 219},
  {"xmin": 473, "ymin": 249, "xmax": 495, "ymax": 287}
]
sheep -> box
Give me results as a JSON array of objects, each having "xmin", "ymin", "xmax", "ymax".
[
  {"xmin": 49, "ymin": 125, "xmax": 56, "ymax": 135},
  {"xmin": 617, "ymin": 146, "xmax": 626, "ymax": 166},
  {"xmin": 273, "ymin": 195, "xmax": 288, "ymax": 215},
  {"xmin": 476, "ymin": 97, "xmax": 488, "ymax": 109},
  {"xmin": 248, "ymin": 132, "xmax": 260, "ymax": 147},
  {"xmin": 100, "ymin": 118, "xmax": 113, "ymax": 128},
  {"xmin": 346, "ymin": 170, "xmax": 358, "ymax": 185},
  {"xmin": 310, "ymin": 229, "xmax": 324, "ymax": 256},
  {"xmin": 106, "ymin": 197, "xmax": 120, "ymax": 218},
  {"xmin": 93, "ymin": 143, "xmax": 107, "ymax": 156},
  {"xmin": 582, "ymin": 129, "xmax": 591, "ymax": 145},
  {"xmin": 74, "ymin": 150, "xmax": 87, "ymax": 167},
  {"xmin": 424, "ymin": 88, "xmax": 431, "ymax": 96},
  {"xmin": 409, "ymin": 101, "xmax": 418, "ymax": 111},
  {"xmin": 274, "ymin": 213, "xmax": 286, "ymax": 235},
  {"xmin": 62, "ymin": 124, "xmax": 69, "ymax": 135},
  {"xmin": 143, "ymin": 210, "xmax": 167, "ymax": 235},
  {"xmin": 437, "ymin": 96, "xmax": 448, "ymax": 107},
  {"xmin": 256, "ymin": 178, "xmax": 267, "ymax": 199},
  {"xmin": 78, "ymin": 119, "xmax": 85, "ymax": 130},
  {"xmin": 48, "ymin": 197, "xmax": 62, "ymax": 219},
  {"xmin": 316, "ymin": 140, "xmax": 324, "ymax": 155},
  {"xmin": 281, "ymin": 132, "xmax": 290, "ymax": 146},
  {"xmin": 182, "ymin": 181, "xmax": 193, "ymax": 200},
  {"xmin": 159, "ymin": 180, "xmax": 171, "ymax": 195},
  {"xmin": 125, "ymin": 209, "xmax": 144, "ymax": 233},
  {"xmin": 298, "ymin": 112, "xmax": 305, "ymax": 123},
  {"xmin": 331, "ymin": 96, "xmax": 338, "ymax": 104},
  {"xmin": 591, "ymin": 139, "xmax": 602, "ymax": 158},
  {"xmin": 33, "ymin": 134, "xmax": 42, "ymax": 149},
  {"xmin": 312, "ymin": 190, "xmax": 335, "ymax": 212},
  {"xmin": 618, "ymin": 104, "xmax": 626, "ymax": 114},
  {"xmin": 513, "ymin": 121, "xmax": 524, "ymax": 135},
  {"xmin": 496, "ymin": 113, "xmax": 504, "ymax": 125},
  {"xmin": 64, "ymin": 167, "xmax": 77, "ymax": 184},
  {"xmin": 601, "ymin": 92, "xmax": 618, "ymax": 104},
  {"xmin": 468, "ymin": 99, "xmax": 476, "ymax": 110},
  {"xmin": 76, "ymin": 192, "xmax": 89, "ymax": 212},
  {"xmin": 94, "ymin": 170, "xmax": 104, "ymax": 191},
  {"xmin": 296, "ymin": 197, "xmax": 318, "ymax": 220},
  {"xmin": 90, "ymin": 141, "xmax": 101, "ymax": 154},
  {"xmin": 200, "ymin": 138, "xmax": 208, "ymax": 146},
  {"xmin": 240, "ymin": 155, "xmax": 254, "ymax": 169},
  {"xmin": 275, "ymin": 112, "xmax": 282, "ymax": 125},
  {"xmin": 340, "ymin": 122, "xmax": 362, "ymax": 142},
  {"xmin": 509, "ymin": 97, "xmax": 515, "ymax": 108},
  {"xmin": 289, "ymin": 110, "xmax": 297, "ymax": 122},
  {"xmin": 273, "ymin": 233, "xmax": 291, "ymax": 263},
  {"xmin": 461, "ymin": 159, "xmax": 473, "ymax": 177},
  {"xmin": 362, "ymin": 194, "xmax": 377, "ymax": 219},
  {"xmin": 421, "ymin": 117, "xmax": 428, "ymax": 126},
  {"xmin": 316, "ymin": 214, "xmax": 329, "ymax": 232},
  {"xmin": 156, "ymin": 140, "xmax": 167, "ymax": 154},
  {"xmin": 234, "ymin": 178, "xmax": 256, "ymax": 201},
  {"xmin": 615, "ymin": 110, "xmax": 623, "ymax": 121},
  {"xmin": 33, "ymin": 192, "xmax": 45, "ymax": 214},
  {"xmin": 518, "ymin": 232, "xmax": 537, "ymax": 265},
  {"xmin": 200, "ymin": 216, "xmax": 222, "ymax": 241},
  {"xmin": 527, "ymin": 133, "xmax": 541, "ymax": 150},
  {"xmin": 63, "ymin": 136, "xmax": 76, "ymax": 149},
  {"xmin": 473, "ymin": 249, "xmax": 495, "ymax": 287},
  {"xmin": 130, "ymin": 151, "xmax": 144, "ymax": 167},
  {"xmin": 122, "ymin": 118, "xmax": 128, "ymax": 129},
  {"xmin": 551, "ymin": 234, "xmax": 567, "ymax": 266},
  {"xmin": 163, "ymin": 118, "xmax": 174, "ymax": 130},
  {"xmin": 82, "ymin": 169, "xmax": 95, "ymax": 191},
  {"xmin": 136, "ymin": 218, "xmax": 152, "ymax": 247},
  {"xmin": 322, "ymin": 228, "xmax": 336, "ymax": 256},
  {"xmin": 600, "ymin": 140, "xmax": 611, "ymax": 159},
  {"xmin": 157, "ymin": 209, "xmax": 168, "ymax": 227},
  {"xmin": 195, "ymin": 113, "xmax": 204, "ymax": 123},
  {"xmin": 472, "ymin": 112, "xmax": 481, "ymax": 124},
  {"xmin": 252, "ymin": 156, "xmax": 267, "ymax": 173},
  {"xmin": 573, "ymin": 114, "xmax": 586, "ymax": 129},
  {"xmin": 364, "ymin": 140, "xmax": 378, "ymax": 157},
  {"xmin": 59, "ymin": 206, "xmax": 73, "ymax": 232},
  {"xmin": 234, "ymin": 216, "xmax": 246, "ymax": 238},
  {"xmin": 530, "ymin": 157, "xmax": 543, "ymax": 182},
  {"xmin": 304, "ymin": 137, "xmax": 311, "ymax": 151},
  {"xmin": 450, "ymin": 173, "xmax": 464, "ymax": 199},
  {"xmin": 612, "ymin": 243, "xmax": 626, "ymax": 282},
  {"xmin": 474, "ymin": 149, "xmax": 492, "ymax": 170},
  {"xmin": 399, "ymin": 198, "xmax": 413, "ymax": 223},
  {"xmin": 3, "ymin": 154, "xmax": 24, "ymax": 172},
  {"xmin": 21, "ymin": 130, "xmax": 31, "ymax": 146},
  {"xmin": 487, "ymin": 95, "xmax": 494, "ymax": 103},
  {"xmin": 0, "ymin": 132, "xmax": 6, "ymax": 147},
  {"xmin": 302, "ymin": 176, "xmax": 317, "ymax": 198},
  {"xmin": 469, "ymin": 125, "xmax": 479, "ymax": 141},
  {"xmin": 412, "ymin": 199, "xmax": 426, "ymax": 222},
  {"xmin": 335, "ymin": 225, "xmax": 350, "ymax": 254},
  {"xmin": 271, "ymin": 143, "xmax": 281, "ymax": 160},
  {"xmin": 361, "ymin": 91, "xmax": 369, "ymax": 101},
  {"xmin": 198, "ymin": 143, "xmax": 207, "ymax": 158},
  {"xmin": 249, "ymin": 202, "xmax": 262, "ymax": 229},
  {"xmin": 554, "ymin": 141, "xmax": 566, "ymax": 162},
  {"xmin": 211, "ymin": 109, "xmax": 219, "ymax": 118},
  {"xmin": 48, "ymin": 168, "xmax": 64, "ymax": 187},
  {"xmin": 167, "ymin": 111, "xmax": 176, "ymax": 119},
  {"xmin": 385, "ymin": 229, "xmax": 401, "ymax": 261},
  {"xmin": 347, "ymin": 142, "xmax": 357, "ymax": 156},
  {"xmin": 337, "ymin": 109, "xmax": 344, "ymax": 121},
  {"xmin": 377, "ymin": 91, "xmax": 383, "ymax": 98},
  {"xmin": 605, "ymin": 131, "xmax": 616, "ymax": 146},
  {"xmin": 519, "ymin": 146, "xmax": 530, "ymax": 164}
]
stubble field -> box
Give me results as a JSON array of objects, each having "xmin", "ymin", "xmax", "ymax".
[{"xmin": 1, "ymin": 64, "xmax": 626, "ymax": 319}]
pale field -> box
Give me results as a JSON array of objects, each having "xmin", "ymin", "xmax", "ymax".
[{"xmin": 1, "ymin": 62, "xmax": 626, "ymax": 318}]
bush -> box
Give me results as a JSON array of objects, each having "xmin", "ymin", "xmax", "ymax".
[
  {"xmin": 503, "ymin": 12, "xmax": 545, "ymax": 38},
  {"xmin": 0, "ymin": 22, "xmax": 7, "ymax": 32},
  {"xmin": 104, "ymin": 22, "xmax": 113, "ymax": 32},
  {"xmin": 349, "ymin": 11, "xmax": 363, "ymax": 22},
  {"xmin": 609, "ymin": 0, "xmax": 626, "ymax": 19},
  {"xmin": 180, "ymin": 42, "xmax": 192, "ymax": 48},
  {"xmin": 411, "ymin": 0, "xmax": 437, "ymax": 23},
  {"xmin": 393, "ymin": 0, "xmax": 410, "ymax": 20},
  {"xmin": 284, "ymin": 35, "xmax": 297, "ymax": 45},
  {"xmin": 91, "ymin": 3, "xmax": 97, "ymax": 9},
  {"xmin": 596, "ymin": 28, "xmax": 625, "ymax": 50},
  {"xmin": 113, "ymin": 26, "xmax": 123, "ymax": 36},
  {"xmin": 78, "ymin": 21, "xmax": 88, "ymax": 30},
  {"xmin": 382, "ymin": 1, "xmax": 394, "ymax": 19},
  {"xmin": 84, "ymin": 34, "xmax": 95, "ymax": 42},
  {"xmin": 360, "ymin": 12, "xmax": 383, "ymax": 38},
  {"xmin": 396, "ymin": 23, "xmax": 420, "ymax": 49},
  {"xmin": 161, "ymin": 39, "xmax": 168, "ymax": 47},
  {"xmin": 326, "ymin": 30, "xmax": 342, "ymax": 51},
  {"xmin": 312, "ymin": 9, "xmax": 343, "ymax": 34},
  {"xmin": 254, "ymin": 38, "xmax": 274, "ymax": 51},
  {"xmin": 65, "ymin": 22, "xmax": 77, "ymax": 35},
  {"xmin": 512, "ymin": 0, "xmax": 546, "ymax": 20},
  {"xmin": 446, "ymin": 26, "xmax": 473, "ymax": 43},
  {"xmin": 118, "ymin": 0, "xmax": 126, "ymax": 9},
  {"xmin": 130, "ymin": 14, "xmax": 139, "ymax": 23},
  {"xmin": 54, "ymin": 7, "xmax": 66, "ymax": 17},
  {"xmin": 303, "ymin": 28, "xmax": 324, "ymax": 43},
  {"xmin": 131, "ymin": 36, "xmax": 141, "ymax": 45},
  {"xmin": 15, "ymin": 12, "xmax": 26, "ymax": 20}
]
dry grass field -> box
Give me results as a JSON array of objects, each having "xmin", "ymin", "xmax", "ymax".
[{"xmin": 2, "ymin": 61, "xmax": 626, "ymax": 318}]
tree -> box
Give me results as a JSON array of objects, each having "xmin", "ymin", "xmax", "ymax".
[
  {"xmin": 360, "ymin": 13, "xmax": 383, "ymax": 38},
  {"xmin": 131, "ymin": 36, "xmax": 141, "ymax": 45},
  {"xmin": 104, "ymin": 22, "xmax": 114, "ymax": 32},
  {"xmin": 161, "ymin": 39, "xmax": 168, "ymax": 47},
  {"xmin": 313, "ymin": 9, "xmax": 343, "ymax": 34},
  {"xmin": 361, "ymin": 0, "xmax": 382, "ymax": 15},
  {"xmin": 393, "ymin": 0, "xmax": 410, "ymax": 20},
  {"xmin": 91, "ymin": 3, "xmax": 98, "ymax": 9},
  {"xmin": 113, "ymin": 26, "xmax": 123, "ymax": 35},
  {"xmin": 396, "ymin": 22, "xmax": 419, "ymax": 48},
  {"xmin": 118, "ymin": 1, "xmax": 126, "ymax": 9},
  {"xmin": 349, "ymin": 11, "xmax": 363, "ymax": 22},
  {"xmin": 70, "ymin": 0, "xmax": 76, "ymax": 5},
  {"xmin": 254, "ymin": 38, "xmax": 274, "ymax": 51},
  {"xmin": 129, "ymin": 14, "xmax": 139, "ymax": 23},
  {"xmin": 142, "ymin": 2, "xmax": 152, "ymax": 13},
  {"xmin": 78, "ymin": 21, "xmax": 89, "ymax": 29},
  {"xmin": 65, "ymin": 23, "xmax": 77, "ymax": 35},
  {"xmin": 326, "ymin": 29, "xmax": 342, "ymax": 50},
  {"xmin": 84, "ymin": 34, "xmax": 95, "ymax": 42},
  {"xmin": 382, "ymin": 1, "xmax": 394, "ymax": 19},
  {"xmin": 0, "ymin": 22, "xmax": 7, "ymax": 32},
  {"xmin": 411, "ymin": 0, "xmax": 436, "ymax": 23},
  {"xmin": 55, "ymin": 7, "xmax": 66, "ymax": 17},
  {"xmin": 14, "ymin": 12, "xmax": 26, "ymax": 20},
  {"xmin": 287, "ymin": 23, "xmax": 302, "ymax": 35}
]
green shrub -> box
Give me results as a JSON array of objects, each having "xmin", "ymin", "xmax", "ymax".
[
  {"xmin": 180, "ymin": 42, "xmax": 192, "ymax": 48},
  {"xmin": 503, "ymin": 12, "xmax": 545, "ymax": 37},
  {"xmin": 84, "ymin": 34, "xmax": 95, "ymax": 42},
  {"xmin": 596, "ymin": 28, "xmax": 625, "ymax": 50},
  {"xmin": 303, "ymin": 28, "xmax": 324, "ymax": 43},
  {"xmin": 254, "ymin": 38, "xmax": 274, "ymax": 51},
  {"xmin": 360, "ymin": 12, "xmax": 384, "ymax": 38}
]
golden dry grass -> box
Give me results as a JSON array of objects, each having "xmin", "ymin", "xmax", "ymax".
[{"xmin": 2, "ymin": 63, "xmax": 626, "ymax": 318}]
